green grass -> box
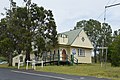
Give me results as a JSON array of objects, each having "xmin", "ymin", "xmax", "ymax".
[
  {"xmin": 0, "ymin": 64, "xmax": 8, "ymax": 68},
  {"xmin": 36, "ymin": 63, "xmax": 120, "ymax": 80},
  {"xmin": 0, "ymin": 63, "xmax": 120, "ymax": 80},
  {"xmin": 0, "ymin": 64, "xmax": 17, "ymax": 68}
]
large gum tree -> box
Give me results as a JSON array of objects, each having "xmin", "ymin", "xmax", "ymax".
[{"xmin": 0, "ymin": 0, "xmax": 57, "ymax": 66}]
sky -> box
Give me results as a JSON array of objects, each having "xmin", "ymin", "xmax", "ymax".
[{"xmin": 0, "ymin": 0, "xmax": 120, "ymax": 33}]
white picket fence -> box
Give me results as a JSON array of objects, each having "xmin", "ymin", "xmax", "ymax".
[{"xmin": 18, "ymin": 60, "xmax": 44, "ymax": 70}]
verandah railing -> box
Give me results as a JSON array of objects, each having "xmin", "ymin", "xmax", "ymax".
[{"xmin": 42, "ymin": 50, "xmax": 78, "ymax": 65}]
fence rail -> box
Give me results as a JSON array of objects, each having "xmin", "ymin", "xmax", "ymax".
[{"xmin": 42, "ymin": 52, "xmax": 78, "ymax": 65}]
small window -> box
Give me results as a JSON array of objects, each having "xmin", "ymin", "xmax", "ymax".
[
  {"xmin": 81, "ymin": 37, "xmax": 85, "ymax": 42},
  {"xmin": 78, "ymin": 48, "xmax": 85, "ymax": 57}
]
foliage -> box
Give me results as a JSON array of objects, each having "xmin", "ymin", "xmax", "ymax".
[
  {"xmin": 0, "ymin": 1, "xmax": 57, "ymax": 66},
  {"xmin": 0, "ymin": 17, "xmax": 15, "ymax": 66},
  {"xmin": 74, "ymin": 19, "xmax": 112, "ymax": 63},
  {"xmin": 101, "ymin": 23, "xmax": 112, "ymax": 47},
  {"xmin": 108, "ymin": 35, "xmax": 120, "ymax": 67},
  {"xmin": 75, "ymin": 19, "xmax": 100, "ymax": 47},
  {"xmin": 113, "ymin": 29, "xmax": 120, "ymax": 37},
  {"xmin": 0, "ymin": 57, "xmax": 7, "ymax": 61}
]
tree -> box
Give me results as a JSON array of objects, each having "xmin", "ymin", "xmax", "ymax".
[
  {"xmin": 74, "ymin": 19, "xmax": 112, "ymax": 63},
  {"xmin": 108, "ymin": 35, "xmax": 120, "ymax": 67},
  {"xmin": 75, "ymin": 19, "xmax": 101, "ymax": 63},
  {"xmin": 101, "ymin": 23, "xmax": 112, "ymax": 47},
  {"xmin": 0, "ymin": 0, "xmax": 57, "ymax": 65},
  {"xmin": 0, "ymin": 0, "xmax": 18, "ymax": 66},
  {"xmin": 29, "ymin": 3, "xmax": 58, "ymax": 57},
  {"xmin": 0, "ymin": 17, "xmax": 15, "ymax": 66},
  {"xmin": 113, "ymin": 29, "xmax": 120, "ymax": 38},
  {"xmin": 0, "ymin": 18, "xmax": 8, "ymax": 58}
]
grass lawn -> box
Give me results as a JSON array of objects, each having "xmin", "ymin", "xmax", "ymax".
[
  {"xmin": 0, "ymin": 63, "xmax": 120, "ymax": 80},
  {"xmin": 0, "ymin": 64, "xmax": 9, "ymax": 68},
  {"xmin": 36, "ymin": 63, "xmax": 120, "ymax": 80},
  {"xmin": 0, "ymin": 64, "xmax": 17, "ymax": 68}
]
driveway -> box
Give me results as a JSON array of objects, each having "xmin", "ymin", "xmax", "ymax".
[{"xmin": 0, "ymin": 68, "xmax": 111, "ymax": 80}]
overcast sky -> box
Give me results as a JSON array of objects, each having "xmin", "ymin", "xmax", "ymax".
[{"xmin": 0, "ymin": 0, "xmax": 120, "ymax": 33}]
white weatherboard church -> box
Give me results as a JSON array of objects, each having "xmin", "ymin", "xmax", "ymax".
[
  {"xmin": 53, "ymin": 28, "xmax": 94, "ymax": 63},
  {"xmin": 12, "ymin": 28, "xmax": 93, "ymax": 66}
]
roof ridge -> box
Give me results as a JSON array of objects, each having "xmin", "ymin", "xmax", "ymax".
[
  {"xmin": 70, "ymin": 28, "xmax": 83, "ymax": 45},
  {"xmin": 59, "ymin": 28, "xmax": 83, "ymax": 45},
  {"xmin": 60, "ymin": 28, "xmax": 83, "ymax": 34}
]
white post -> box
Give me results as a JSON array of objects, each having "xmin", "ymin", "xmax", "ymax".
[
  {"xmin": 33, "ymin": 60, "xmax": 36, "ymax": 70},
  {"xmin": 34, "ymin": 65, "xmax": 36, "ymax": 70},
  {"xmin": 41, "ymin": 60, "xmax": 43, "ymax": 68},
  {"xmin": 26, "ymin": 60, "xmax": 29, "ymax": 70},
  {"xmin": 32, "ymin": 60, "xmax": 33, "ymax": 69},
  {"xmin": 18, "ymin": 60, "xmax": 20, "ymax": 69}
]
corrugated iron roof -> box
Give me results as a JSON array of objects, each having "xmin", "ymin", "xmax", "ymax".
[{"xmin": 59, "ymin": 28, "xmax": 83, "ymax": 45}]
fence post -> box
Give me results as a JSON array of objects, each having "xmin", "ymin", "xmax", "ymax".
[
  {"xmin": 32, "ymin": 60, "xmax": 36, "ymax": 70},
  {"xmin": 41, "ymin": 60, "xmax": 43, "ymax": 68},
  {"xmin": 18, "ymin": 60, "xmax": 20, "ymax": 69}
]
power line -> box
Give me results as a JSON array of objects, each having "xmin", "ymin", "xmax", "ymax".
[
  {"xmin": 104, "ymin": 2, "xmax": 120, "ymax": 32},
  {"xmin": 104, "ymin": 2, "xmax": 120, "ymax": 23},
  {"xmin": 97, "ymin": 11, "xmax": 105, "ymax": 20},
  {"xmin": 106, "ymin": 0, "xmax": 118, "ymax": 6},
  {"xmin": 112, "ymin": 0, "xmax": 118, "ymax": 4},
  {"xmin": 96, "ymin": 0, "xmax": 113, "ymax": 20},
  {"xmin": 106, "ymin": 0, "xmax": 112, "ymax": 5}
]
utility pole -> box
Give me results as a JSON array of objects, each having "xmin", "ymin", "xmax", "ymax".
[
  {"xmin": 104, "ymin": 2, "xmax": 120, "ymax": 23},
  {"xmin": 105, "ymin": 3, "xmax": 120, "ymax": 8},
  {"xmin": 102, "ymin": 2, "xmax": 120, "ymax": 68}
]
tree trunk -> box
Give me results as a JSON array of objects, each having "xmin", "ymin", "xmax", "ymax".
[
  {"xmin": 25, "ymin": 49, "xmax": 30, "ymax": 62},
  {"xmin": 8, "ymin": 52, "xmax": 12, "ymax": 66},
  {"xmin": 94, "ymin": 48, "xmax": 97, "ymax": 63}
]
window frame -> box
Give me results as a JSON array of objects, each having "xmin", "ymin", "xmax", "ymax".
[{"xmin": 78, "ymin": 48, "xmax": 85, "ymax": 57}]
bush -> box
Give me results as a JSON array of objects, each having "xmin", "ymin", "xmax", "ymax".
[
  {"xmin": 108, "ymin": 36, "xmax": 120, "ymax": 67},
  {"xmin": 0, "ymin": 57, "xmax": 6, "ymax": 61}
]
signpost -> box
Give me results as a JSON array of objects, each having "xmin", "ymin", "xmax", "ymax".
[{"xmin": 72, "ymin": 48, "xmax": 76, "ymax": 55}]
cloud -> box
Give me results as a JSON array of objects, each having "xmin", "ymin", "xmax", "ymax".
[{"xmin": 0, "ymin": 0, "xmax": 120, "ymax": 32}]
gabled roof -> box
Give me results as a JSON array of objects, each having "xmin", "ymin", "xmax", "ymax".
[{"xmin": 59, "ymin": 28, "xmax": 83, "ymax": 45}]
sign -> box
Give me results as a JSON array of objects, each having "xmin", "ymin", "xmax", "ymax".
[{"xmin": 72, "ymin": 48, "xmax": 76, "ymax": 55}]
